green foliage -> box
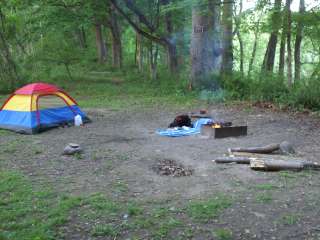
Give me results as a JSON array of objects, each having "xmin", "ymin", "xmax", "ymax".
[{"xmin": 223, "ymin": 72, "xmax": 320, "ymax": 111}]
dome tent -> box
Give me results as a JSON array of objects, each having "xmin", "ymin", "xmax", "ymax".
[{"xmin": 0, "ymin": 83, "xmax": 89, "ymax": 134}]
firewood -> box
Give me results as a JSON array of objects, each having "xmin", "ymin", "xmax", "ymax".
[
  {"xmin": 213, "ymin": 157, "xmax": 253, "ymax": 164},
  {"xmin": 228, "ymin": 141, "xmax": 295, "ymax": 155},
  {"xmin": 214, "ymin": 155, "xmax": 320, "ymax": 171},
  {"xmin": 229, "ymin": 143, "xmax": 280, "ymax": 154},
  {"xmin": 250, "ymin": 159, "xmax": 305, "ymax": 171}
]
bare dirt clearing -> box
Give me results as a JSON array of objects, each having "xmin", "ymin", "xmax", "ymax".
[{"xmin": 1, "ymin": 104, "xmax": 319, "ymax": 239}]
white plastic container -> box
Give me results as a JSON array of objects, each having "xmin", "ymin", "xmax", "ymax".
[{"xmin": 74, "ymin": 114, "xmax": 83, "ymax": 126}]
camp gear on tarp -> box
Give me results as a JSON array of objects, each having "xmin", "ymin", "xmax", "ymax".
[{"xmin": 156, "ymin": 118, "xmax": 212, "ymax": 137}]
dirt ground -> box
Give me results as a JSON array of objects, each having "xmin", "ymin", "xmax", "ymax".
[{"xmin": 1, "ymin": 104, "xmax": 320, "ymax": 239}]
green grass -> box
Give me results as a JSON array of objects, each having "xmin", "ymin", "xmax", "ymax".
[
  {"xmin": 0, "ymin": 171, "xmax": 82, "ymax": 240},
  {"xmin": 255, "ymin": 192, "xmax": 273, "ymax": 203},
  {"xmin": 0, "ymin": 170, "xmax": 235, "ymax": 239},
  {"xmin": 186, "ymin": 195, "xmax": 233, "ymax": 222},
  {"xmin": 45, "ymin": 71, "xmax": 199, "ymax": 110},
  {"xmin": 280, "ymin": 214, "xmax": 300, "ymax": 225},
  {"xmin": 91, "ymin": 224, "xmax": 118, "ymax": 237},
  {"xmin": 254, "ymin": 183, "xmax": 278, "ymax": 191},
  {"xmin": 213, "ymin": 228, "xmax": 233, "ymax": 240}
]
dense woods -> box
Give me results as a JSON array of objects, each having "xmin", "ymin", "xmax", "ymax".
[{"xmin": 0, "ymin": 0, "xmax": 319, "ymax": 110}]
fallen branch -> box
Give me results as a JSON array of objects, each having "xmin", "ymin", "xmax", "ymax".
[
  {"xmin": 213, "ymin": 156, "xmax": 252, "ymax": 164},
  {"xmin": 228, "ymin": 141, "xmax": 295, "ymax": 155},
  {"xmin": 213, "ymin": 155, "xmax": 320, "ymax": 171},
  {"xmin": 250, "ymin": 159, "xmax": 320, "ymax": 171}
]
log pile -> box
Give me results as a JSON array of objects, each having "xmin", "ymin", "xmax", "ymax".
[{"xmin": 213, "ymin": 141, "xmax": 319, "ymax": 171}]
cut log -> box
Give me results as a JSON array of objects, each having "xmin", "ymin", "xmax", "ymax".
[
  {"xmin": 228, "ymin": 141, "xmax": 295, "ymax": 155},
  {"xmin": 213, "ymin": 157, "xmax": 252, "ymax": 164},
  {"xmin": 229, "ymin": 143, "xmax": 280, "ymax": 154},
  {"xmin": 250, "ymin": 159, "xmax": 320, "ymax": 171}
]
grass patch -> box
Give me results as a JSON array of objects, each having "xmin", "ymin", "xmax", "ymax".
[
  {"xmin": 255, "ymin": 192, "xmax": 273, "ymax": 203},
  {"xmin": 0, "ymin": 129, "xmax": 11, "ymax": 136},
  {"xmin": 213, "ymin": 228, "xmax": 233, "ymax": 240},
  {"xmin": 186, "ymin": 195, "xmax": 232, "ymax": 222},
  {"xmin": 91, "ymin": 224, "xmax": 118, "ymax": 237},
  {"xmin": 280, "ymin": 214, "xmax": 300, "ymax": 225},
  {"xmin": 44, "ymin": 71, "xmax": 199, "ymax": 110},
  {"xmin": 0, "ymin": 170, "xmax": 82, "ymax": 240},
  {"xmin": 254, "ymin": 183, "xmax": 278, "ymax": 191}
]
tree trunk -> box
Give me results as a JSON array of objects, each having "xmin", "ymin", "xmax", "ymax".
[
  {"xmin": 167, "ymin": 43, "xmax": 178, "ymax": 75},
  {"xmin": 76, "ymin": 27, "xmax": 87, "ymax": 49},
  {"xmin": 221, "ymin": 0, "xmax": 233, "ymax": 75},
  {"xmin": 261, "ymin": 0, "xmax": 282, "ymax": 72},
  {"xmin": 95, "ymin": 23, "xmax": 107, "ymax": 63},
  {"xmin": 149, "ymin": 42, "xmax": 158, "ymax": 80},
  {"xmin": 278, "ymin": 27, "xmax": 286, "ymax": 76},
  {"xmin": 190, "ymin": 0, "xmax": 222, "ymax": 89},
  {"xmin": 248, "ymin": 18, "xmax": 260, "ymax": 76},
  {"xmin": 109, "ymin": 5, "xmax": 122, "ymax": 69},
  {"xmin": 136, "ymin": 32, "xmax": 144, "ymax": 72},
  {"xmin": 294, "ymin": 0, "xmax": 305, "ymax": 82},
  {"xmin": 234, "ymin": 0, "xmax": 244, "ymax": 75},
  {"xmin": 286, "ymin": 0, "xmax": 293, "ymax": 86},
  {"xmin": 161, "ymin": 0, "xmax": 178, "ymax": 74}
]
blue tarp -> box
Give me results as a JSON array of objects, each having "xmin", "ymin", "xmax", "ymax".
[{"xmin": 156, "ymin": 118, "xmax": 212, "ymax": 137}]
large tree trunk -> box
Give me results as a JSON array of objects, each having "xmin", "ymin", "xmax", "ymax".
[
  {"xmin": 190, "ymin": 0, "xmax": 222, "ymax": 89},
  {"xmin": 261, "ymin": 0, "xmax": 282, "ymax": 72},
  {"xmin": 286, "ymin": 0, "xmax": 293, "ymax": 86},
  {"xmin": 109, "ymin": 5, "xmax": 122, "ymax": 69},
  {"xmin": 221, "ymin": 0, "xmax": 233, "ymax": 75},
  {"xmin": 95, "ymin": 23, "xmax": 107, "ymax": 63},
  {"xmin": 167, "ymin": 43, "xmax": 178, "ymax": 74},
  {"xmin": 294, "ymin": 0, "xmax": 305, "ymax": 82}
]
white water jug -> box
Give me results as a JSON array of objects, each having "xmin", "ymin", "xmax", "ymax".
[{"xmin": 74, "ymin": 114, "xmax": 83, "ymax": 126}]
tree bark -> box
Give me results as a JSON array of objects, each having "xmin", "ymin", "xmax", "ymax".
[
  {"xmin": 149, "ymin": 41, "xmax": 158, "ymax": 80},
  {"xmin": 109, "ymin": 5, "xmax": 122, "ymax": 68},
  {"xmin": 161, "ymin": 0, "xmax": 178, "ymax": 74},
  {"xmin": 136, "ymin": 32, "xmax": 144, "ymax": 72},
  {"xmin": 95, "ymin": 23, "xmax": 107, "ymax": 63},
  {"xmin": 76, "ymin": 27, "xmax": 87, "ymax": 49},
  {"xmin": 261, "ymin": 0, "xmax": 282, "ymax": 72},
  {"xmin": 221, "ymin": 0, "xmax": 233, "ymax": 75},
  {"xmin": 286, "ymin": 0, "xmax": 293, "ymax": 86},
  {"xmin": 294, "ymin": 0, "xmax": 305, "ymax": 82},
  {"xmin": 190, "ymin": 0, "xmax": 222, "ymax": 89},
  {"xmin": 278, "ymin": 26, "xmax": 286, "ymax": 76},
  {"xmin": 248, "ymin": 15, "xmax": 261, "ymax": 76},
  {"xmin": 234, "ymin": 0, "xmax": 244, "ymax": 75}
]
